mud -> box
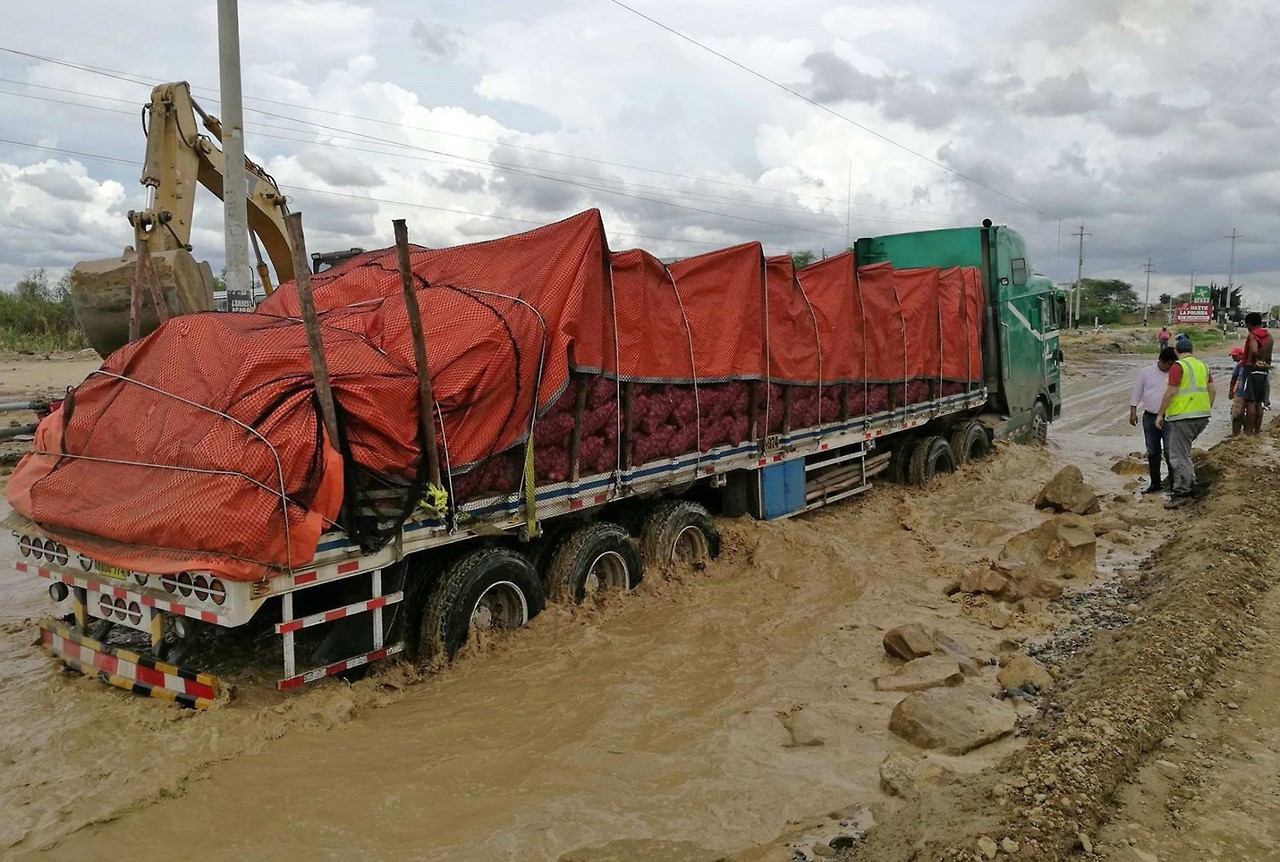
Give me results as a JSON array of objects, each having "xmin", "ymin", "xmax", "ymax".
[{"xmin": 0, "ymin": 353, "xmax": 1249, "ymax": 861}]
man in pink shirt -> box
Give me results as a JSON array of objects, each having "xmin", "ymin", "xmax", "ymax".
[{"xmin": 1129, "ymin": 347, "xmax": 1177, "ymax": 493}]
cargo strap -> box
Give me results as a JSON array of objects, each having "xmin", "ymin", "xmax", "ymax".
[
  {"xmin": 417, "ymin": 483, "xmax": 449, "ymax": 519},
  {"xmin": 522, "ymin": 438, "xmax": 539, "ymax": 539}
]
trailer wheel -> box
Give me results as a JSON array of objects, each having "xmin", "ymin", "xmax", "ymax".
[
  {"xmin": 417, "ymin": 547, "xmax": 544, "ymax": 662},
  {"xmin": 949, "ymin": 421, "xmax": 990, "ymax": 464},
  {"xmin": 887, "ymin": 436, "xmax": 918, "ymax": 484},
  {"xmin": 1029, "ymin": 401, "xmax": 1050, "ymax": 445},
  {"xmin": 909, "ymin": 435, "xmax": 956, "ymax": 486},
  {"xmin": 640, "ymin": 500, "xmax": 720, "ymax": 569},
  {"xmin": 546, "ymin": 522, "xmax": 643, "ymax": 603}
]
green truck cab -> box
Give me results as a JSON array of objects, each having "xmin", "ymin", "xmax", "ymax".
[{"xmin": 855, "ymin": 221, "xmax": 1063, "ymax": 442}]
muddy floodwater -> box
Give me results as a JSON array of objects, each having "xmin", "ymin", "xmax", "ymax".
[{"xmin": 0, "ymin": 353, "xmax": 1236, "ymax": 860}]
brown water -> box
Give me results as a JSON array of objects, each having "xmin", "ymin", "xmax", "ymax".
[{"xmin": 0, "ymin": 355, "xmax": 1232, "ymax": 861}]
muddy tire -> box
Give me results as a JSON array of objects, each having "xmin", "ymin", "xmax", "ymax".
[
  {"xmin": 887, "ymin": 436, "xmax": 918, "ymax": 484},
  {"xmin": 949, "ymin": 421, "xmax": 990, "ymax": 464},
  {"xmin": 640, "ymin": 500, "xmax": 720, "ymax": 569},
  {"xmin": 417, "ymin": 547, "xmax": 544, "ymax": 662},
  {"xmin": 546, "ymin": 522, "xmax": 643, "ymax": 603},
  {"xmin": 909, "ymin": 435, "xmax": 956, "ymax": 486},
  {"xmin": 1029, "ymin": 400, "xmax": 1050, "ymax": 445}
]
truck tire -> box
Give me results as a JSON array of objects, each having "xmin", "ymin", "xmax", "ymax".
[
  {"xmin": 417, "ymin": 547, "xmax": 544, "ymax": 662},
  {"xmin": 949, "ymin": 421, "xmax": 990, "ymax": 464},
  {"xmin": 546, "ymin": 522, "xmax": 643, "ymax": 603},
  {"xmin": 887, "ymin": 436, "xmax": 918, "ymax": 484},
  {"xmin": 1029, "ymin": 401, "xmax": 1050, "ymax": 445},
  {"xmin": 640, "ymin": 500, "xmax": 720, "ymax": 569},
  {"xmin": 909, "ymin": 435, "xmax": 956, "ymax": 486}
]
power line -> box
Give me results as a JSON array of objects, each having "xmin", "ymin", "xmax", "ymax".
[{"xmin": 0, "ymin": 46, "xmax": 973, "ymax": 221}]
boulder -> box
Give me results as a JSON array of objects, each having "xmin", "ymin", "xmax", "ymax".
[
  {"xmin": 1090, "ymin": 515, "xmax": 1129, "ymax": 536},
  {"xmin": 1035, "ymin": 465, "xmax": 1101, "ymax": 515},
  {"xmin": 999, "ymin": 513, "xmax": 1097, "ymax": 580},
  {"xmin": 958, "ymin": 568, "xmax": 1013, "ymax": 596},
  {"xmin": 888, "ymin": 687, "xmax": 1018, "ymax": 754},
  {"xmin": 1110, "ymin": 456, "xmax": 1148, "ymax": 476},
  {"xmin": 996, "ymin": 655, "xmax": 1054, "ymax": 691},
  {"xmin": 878, "ymin": 750, "xmax": 956, "ymax": 800},
  {"xmin": 874, "ymin": 655, "xmax": 966, "ymax": 692},
  {"xmin": 930, "ymin": 630, "xmax": 985, "ymax": 674},
  {"xmin": 883, "ymin": 623, "xmax": 937, "ymax": 661},
  {"xmin": 784, "ymin": 709, "xmax": 825, "ymax": 747},
  {"xmin": 1012, "ymin": 576, "xmax": 1064, "ymax": 599}
]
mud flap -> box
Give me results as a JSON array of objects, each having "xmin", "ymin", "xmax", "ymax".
[{"xmin": 39, "ymin": 618, "xmax": 221, "ymax": 709}]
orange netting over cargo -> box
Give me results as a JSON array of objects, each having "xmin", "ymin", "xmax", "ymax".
[{"xmin": 6, "ymin": 208, "xmax": 987, "ymax": 581}]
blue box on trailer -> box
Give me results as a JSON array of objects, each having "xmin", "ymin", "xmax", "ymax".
[{"xmin": 759, "ymin": 458, "xmax": 806, "ymax": 519}]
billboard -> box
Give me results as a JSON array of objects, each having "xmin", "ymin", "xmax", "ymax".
[
  {"xmin": 1176, "ymin": 302, "xmax": 1213, "ymax": 324},
  {"xmin": 1192, "ymin": 285, "xmax": 1211, "ymax": 302}
]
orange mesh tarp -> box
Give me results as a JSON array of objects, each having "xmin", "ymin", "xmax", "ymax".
[
  {"xmin": 857, "ymin": 263, "xmax": 907, "ymax": 384},
  {"xmin": 765, "ymin": 255, "xmax": 820, "ymax": 384},
  {"xmin": 5, "ymin": 314, "xmax": 347, "ymax": 581},
  {"xmin": 608, "ymin": 249, "xmax": 694, "ymax": 380},
  {"xmin": 667, "ymin": 243, "xmax": 766, "ymax": 381},
  {"xmin": 963, "ymin": 266, "xmax": 985, "ymax": 382},
  {"xmin": 938, "ymin": 267, "xmax": 970, "ymax": 382},
  {"xmin": 893, "ymin": 267, "xmax": 942, "ymax": 382},
  {"xmin": 796, "ymin": 252, "xmax": 863, "ymax": 383}
]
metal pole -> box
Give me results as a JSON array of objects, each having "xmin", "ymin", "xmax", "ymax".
[
  {"xmin": 285, "ymin": 212, "xmax": 341, "ymax": 454},
  {"xmin": 217, "ymin": 0, "xmax": 251, "ymax": 297},
  {"xmin": 392, "ymin": 219, "xmax": 442, "ymax": 489},
  {"xmin": 1143, "ymin": 258, "xmax": 1154, "ymax": 326},
  {"xmin": 1072, "ymin": 224, "xmax": 1089, "ymax": 328},
  {"xmin": 1225, "ymin": 228, "xmax": 1240, "ymax": 292}
]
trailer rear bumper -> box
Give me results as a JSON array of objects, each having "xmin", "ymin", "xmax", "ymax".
[{"xmin": 38, "ymin": 618, "xmax": 221, "ymax": 709}]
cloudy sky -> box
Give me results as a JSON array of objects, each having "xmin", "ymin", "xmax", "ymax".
[{"xmin": 1, "ymin": 0, "xmax": 1277, "ymax": 307}]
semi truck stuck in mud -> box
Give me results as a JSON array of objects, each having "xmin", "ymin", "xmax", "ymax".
[{"xmin": 3, "ymin": 210, "xmax": 1062, "ymax": 707}]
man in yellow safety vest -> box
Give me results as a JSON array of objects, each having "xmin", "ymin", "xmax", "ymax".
[{"xmin": 1155, "ymin": 335, "xmax": 1215, "ymax": 509}]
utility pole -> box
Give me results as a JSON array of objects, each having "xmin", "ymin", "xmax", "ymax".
[
  {"xmin": 1071, "ymin": 224, "xmax": 1090, "ymax": 329},
  {"xmin": 845, "ymin": 160, "xmax": 852, "ymax": 250},
  {"xmin": 1143, "ymin": 258, "xmax": 1155, "ymax": 326},
  {"xmin": 1225, "ymin": 228, "xmax": 1241, "ymax": 291},
  {"xmin": 217, "ymin": 0, "xmax": 251, "ymax": 298}
]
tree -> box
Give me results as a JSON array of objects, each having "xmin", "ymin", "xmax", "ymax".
[
  {"xmin": 1076, "ymin": 278, "xmax": 1139, "ymax": 324},
  {"xmin": 789, "ymin": 250, "xmax": 816, "ymax": 268},
  {"xmin": 1158, "ymin": 293, "xmax": 1172, "ymax": 306}
]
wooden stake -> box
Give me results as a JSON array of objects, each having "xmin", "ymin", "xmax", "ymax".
[
  {"xmin": 284, "ymin": 212, "xmax": 341, "ymax": 454},
  {"xmin": 128, "ymin": 238, "xmax": 146, "ymax": 343},
  {"xmin": 392, "ymin": 219, "xmax": 441, "ymax": 488}
]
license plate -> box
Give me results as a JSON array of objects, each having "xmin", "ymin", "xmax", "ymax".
[{"xmin": 97, "ymin": 564, "xmax": 128, "ymax": 580}]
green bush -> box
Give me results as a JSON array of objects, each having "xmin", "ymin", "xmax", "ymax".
[{"xmin": 0, "ymin": 269, "xmax": 88, "ymax": 352}]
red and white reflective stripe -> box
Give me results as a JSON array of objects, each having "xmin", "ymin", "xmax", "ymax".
[
  {"xmin": 291, "ymin": 558, "xmax": 361, "ymax": 589},
  {"xmin": 276, "ymin": 643, "xmax": 403, "ymax": 690},
  {"xmin": 275, "ymin": 591, "xmax": 404, "ymax": 635},
  {"xmin": 568, "ymin": 492, "xmax": 610, "ymax": 512},
  {"xmin": 23, "ymin": 563, "xmax": 221, "ymax": 624}
]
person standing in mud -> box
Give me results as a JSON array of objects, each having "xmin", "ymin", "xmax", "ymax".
[
  {"xmin": 1158, "ymin": 325, "xmax": 1170, "ymax": 350},
  {"xmin": 1240, "ymin": 311, "xmax": 1273, "ymax": 436},
  {"xmin": 1229, "ymin": 346, "xmax": 1246, "ymax": 436},
  {"xmin": 1156, "ymin": 336, "xmax": 1215, "ymax": 508},
  {"xmin": 1129, "ymin": 347, "xmax": 1177, "ymax": 493}
]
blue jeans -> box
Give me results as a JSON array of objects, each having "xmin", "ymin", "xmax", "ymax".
[{"xmin": 1142, "ymin": 411, "xmax": 1170, "ymax": 488}]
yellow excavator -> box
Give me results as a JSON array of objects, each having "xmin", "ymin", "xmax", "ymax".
[{"xmin": 71, "ymin": 81, "xmax": 359, "ymax": 357}]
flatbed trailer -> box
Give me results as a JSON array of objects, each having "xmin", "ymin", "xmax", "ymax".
[{"xmin": 6, "ymin": 218, "xmax": 1060, "ymax": 707}]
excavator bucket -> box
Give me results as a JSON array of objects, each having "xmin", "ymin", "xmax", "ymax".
[{"xmin": 71, "ymin": 248, "xmax": 215, "ymax": 358}]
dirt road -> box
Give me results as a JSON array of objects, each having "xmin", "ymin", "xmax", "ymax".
[{"xmin": 0, "ymin": 353, "xmax": 1266, "ymax": 861}]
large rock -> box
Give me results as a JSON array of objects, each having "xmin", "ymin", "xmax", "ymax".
[
  {"xmin": 878, "ymin": 750, "xmax": 955, "ymax": 800},
  {"xmin": 1035, "ymin": 465, "xmax": 1101, "ymax": 515},
  {"xmin": 999, "ymin": 513, "xmax": 1097, "ymax": 580},
  {"xmin": 1110, "ymin": 456, "xmax": 1148, "ymax": 476},
  {"xmin": 958, "ymin": 568, "xmax": 1013, "ymax": 596},
  {"xmin": 874, "ymin": 655, "xmax": 966, "ymax": 692},
  {"xmin": 883, "ymin": 623, "xmax": 937, "ymax": 661},
  {"xmin": 996, "ymin": 655, "xmax": 1054, "ymax": 691},
  {"xmin": 888, "ymin": 687, "xmax": 1018, "ymax": 754}
]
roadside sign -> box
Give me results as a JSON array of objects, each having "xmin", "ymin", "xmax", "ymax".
[{"xmin": 1176, "ymin": 301, "xmax": 1213, "ymax": 324}]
